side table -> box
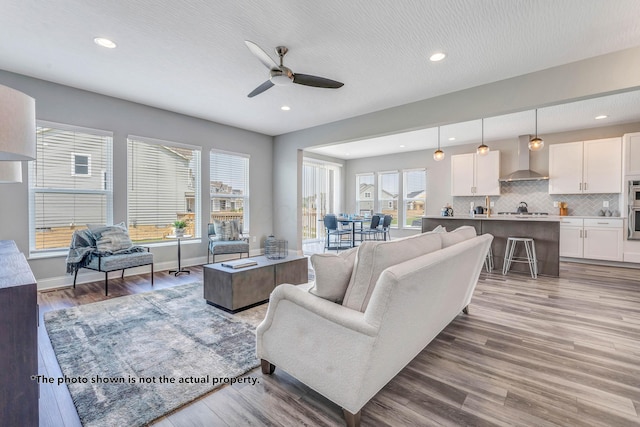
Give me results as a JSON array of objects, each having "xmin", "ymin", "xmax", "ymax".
[{"xmin": 167, "ymin": 234, "xmax": 191, "ymax": 276}]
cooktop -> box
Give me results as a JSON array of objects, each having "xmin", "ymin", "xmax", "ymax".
[{"xmin": 497, "ymin": 212, "xmax": 549, "ymax": 216}]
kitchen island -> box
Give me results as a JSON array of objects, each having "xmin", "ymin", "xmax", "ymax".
[{"xmin": 422, "ymin": 215, "xmax": 560, "ymax": 277}]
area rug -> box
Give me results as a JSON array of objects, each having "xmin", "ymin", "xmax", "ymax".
[{"xmin": 44, "ymin": 282, "xmax": 261, "ymax": 427}]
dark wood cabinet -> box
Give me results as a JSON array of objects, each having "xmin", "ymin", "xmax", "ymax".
[{"xmin": 0, "ymin": 240, "xmax": 39, "ymax": 427}]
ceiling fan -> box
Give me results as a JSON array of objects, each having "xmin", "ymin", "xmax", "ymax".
[{"xmin": 244, "ymin": 40, "xmax": 344, "ymax": 98}]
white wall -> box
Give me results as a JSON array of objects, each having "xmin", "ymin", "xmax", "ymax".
[
  {"xmin": 274, "ymin": 46, "xmax": 640, "ymax": 250},
  {"xmin": 0, "ymin": 70, "xmax": 273, "ymax": 289}
]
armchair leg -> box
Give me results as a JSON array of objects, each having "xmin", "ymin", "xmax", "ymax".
[
  {"xmin": 342, "ymin": 409, "xmax": 361, "ymax": 427},
  {"xmin": 463, "ymin": 305, "xmax": 469, "ymax": 315},
  {"xmin": 73, "ymin": 269, "xmax": 78, "ymax": 288},
  {"xmin": 104, "ymin": 272, "xmax": 109, "ymax": 296},
  {"xmin": 151, "ymin": 264, "xmax": 154, "ymax": 286},
  {"xmin": 260, "ymin": 359, "xmax": 275, "ymax": 374}
]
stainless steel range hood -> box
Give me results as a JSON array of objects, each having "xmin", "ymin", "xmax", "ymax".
[{"xmin": 499, "ymin": 135, "xmax": 549, "ymax": 182}]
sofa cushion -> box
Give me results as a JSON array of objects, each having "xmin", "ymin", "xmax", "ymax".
[
  {"xmin": 309, "ymin": 247, "xmax": 358, "ymax": 303},
  {"xmin": 87, "ymin": 251, "xmax": 153, "ymax": 272},
  {"xmin": 441, "ymin": 225, "xmax": 477, "ymax": 248},
  {"xmin": 342, "ymin": 232, "xmax": 443, "ymax": 312}
]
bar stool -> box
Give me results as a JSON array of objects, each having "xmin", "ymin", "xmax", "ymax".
[
  {"xmin": 484, "ymin": 246, "xmax": 494, "ymax": 272},
  {"xmin": 502, "ymin": 237, "xmax": 538, "ymax": 279}
]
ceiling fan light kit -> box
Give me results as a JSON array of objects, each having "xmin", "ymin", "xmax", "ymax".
[{"xmin": 244, "ymin": 41, "xmax": 344, "ymax": 98}]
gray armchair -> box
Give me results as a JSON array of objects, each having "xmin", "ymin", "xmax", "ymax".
[{"xmin": 208, "ymin": 220, "xmax": 250, "ymax": 263}]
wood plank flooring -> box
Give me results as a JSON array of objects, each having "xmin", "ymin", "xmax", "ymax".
[{"xmin": 37, "ymin": 261, "xmax": 640, "ymax": 426}]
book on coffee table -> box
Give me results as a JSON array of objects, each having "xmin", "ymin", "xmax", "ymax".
[{"xmin": 221, "ymin": 259, "xmax": 258, "ymax": 269}]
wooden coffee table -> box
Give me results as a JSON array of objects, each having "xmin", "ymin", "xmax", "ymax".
[{"xmin": 203, "ymin": 255, "xmax": 308, "ymax": 313}]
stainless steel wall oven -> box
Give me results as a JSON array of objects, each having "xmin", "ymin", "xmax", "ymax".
[{"xmin": 629, "ymin": 180, "xmax": 640, "ymax": 239}]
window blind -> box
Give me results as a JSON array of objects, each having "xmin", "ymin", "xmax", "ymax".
[
  {"xmin": 127, "ymin": 137, "xmax": 201, "ymax": 242},
  {"xmin": 210, "ymin": 150, "xmax": 249, "ymax": 231},
  {"xmin": 29, "ymin": 122, "xmax": 113, "ymax": 252}
]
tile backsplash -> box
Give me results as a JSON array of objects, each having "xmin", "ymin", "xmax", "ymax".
[{"xmin": 452, "ymin": 180, "xmax": 621, "ymax": 217}]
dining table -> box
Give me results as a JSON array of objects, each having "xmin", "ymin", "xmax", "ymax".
[{"xmin": 336, "ymin": 216, "xmax": 367, "ymax": 247}]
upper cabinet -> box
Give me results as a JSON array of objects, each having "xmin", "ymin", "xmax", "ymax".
[
  {"xmin": 624, "ymin": 132, "xmax": 640, "ymax": 176},
  {"xmin": 451, "ymin": 151, "xmax": 500, "ymax": 196},
  {"xmin": 549, "ymin": 137, "xmax": 622, "ymax": 194}
]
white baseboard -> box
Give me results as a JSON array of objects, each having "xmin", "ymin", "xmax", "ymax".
[{"xmin": 37, "ymin": 249, "xmax": 266, "ymax": 292}]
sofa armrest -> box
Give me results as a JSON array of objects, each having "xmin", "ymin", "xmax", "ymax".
[{"xmin": 257, "ymin": 284, "xmax": 378, "ymax": 338}]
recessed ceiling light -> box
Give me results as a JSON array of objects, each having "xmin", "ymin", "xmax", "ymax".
[
  {"xmin": 429, "ymin": 52, "xmax": 446, "ymax": 62},
  {"xmin": 399, "ymin": 144, "xmax": 406, "ymax": 148},
  {"xmin": 281, "ymin": 105, "xmax": 291, "ymax": 111},
  {"xmin": 94, "ymin": 37, "xmax": 117, "ymax": 49},
  {"xmin": 595, "ymin": 115, "xmax": 608, "ymax": 120},
  {"xmin": 448, "ymin": 137, "xmax": 456, "ymax": 141},
  {"xmin": 345, "ymin": 153, "xmax": 350, "ymax": 156}
]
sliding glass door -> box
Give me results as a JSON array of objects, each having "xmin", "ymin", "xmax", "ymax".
[{"xmin": 302, "ymin": 159, "xmax": 341, "ymax": 241}]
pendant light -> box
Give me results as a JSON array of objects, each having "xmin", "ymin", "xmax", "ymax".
[
  {"xmin": 476, "ymin": 118, "xmax": 489, "ymax": 156},
  {"xmin": 529, "ymin": 109, "xmax": 544, "ymax": 151},
  {"xmin": 433, "ymin": 126, "xmax": 445, "ymax": 161},
  {"xmin": 0, "ymin": 84, "xmax": 36, "ymax": 160}
]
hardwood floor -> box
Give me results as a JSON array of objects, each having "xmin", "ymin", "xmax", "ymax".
[{"xmin": 37, "ymin": 262, "xmax": 640, "ymax": 426}]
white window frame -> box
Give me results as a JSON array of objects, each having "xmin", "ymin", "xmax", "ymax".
[{"xmin": 29, "ymin": 121, "xmax": 113, "ymax": 256}]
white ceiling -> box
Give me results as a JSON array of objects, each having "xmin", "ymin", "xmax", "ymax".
[{"xmin": 1, "ymin": 0, "xmax": 640, "ymax": 137}]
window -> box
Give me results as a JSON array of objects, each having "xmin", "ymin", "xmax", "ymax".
[
  {"xmin": 303, "ymin": 159, "xmax": 341, "ymax": 241},
  {"xmin": 71, "ymin": 153, "xmax": 91, "ymax": 176},
  {"xmin": 355, "ymin": 173, "xmax": 374, "ymax": 217},
  {"xmin": 127, "ymin": 136, "xmax": 201, "ymax": 243},
  {"xmin": 403, "ymin": 169, "xmax": 426, "ymax": 227},
  {"xmin": 378, "ymin": 171, "xmax": 398, "ymax": 226},
  {"xmin": 210, "ymin": 150, "xmax": 249, "ymax": 231},
  {"xmin": 29, "ymin": 122, "xmax": 113, "ymax": 253}
]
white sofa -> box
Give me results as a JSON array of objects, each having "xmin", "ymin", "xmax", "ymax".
[{"xmin": 256, "ymin": 226, "xmax": 493, "ymax": 426}]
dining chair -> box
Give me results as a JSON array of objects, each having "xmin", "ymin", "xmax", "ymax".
[
  {"xmin": 378, "ymin": 215, "xmax": 392, "ymax": 241},
  {"xmin": 354, "ymin": 214, "xmax": 381, "ymax": 242},
  {"xmin": 323, "ymin": 214, "xmax": 352, "ymax": 251}
]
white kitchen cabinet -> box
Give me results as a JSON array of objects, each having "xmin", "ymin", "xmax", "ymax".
[
  {"xmin": 549, "ymin": 138, "xmax": 622, "ymax": 194},
  {"xmin": 559, "ymin": 218, "xmax": 584, "ymax": 258},
  {"xmin": 624, "ymin": 132, "xmax": 640, "ymax": 176},
  {"xmin": 559, "ymin": 218, "xmax": 623, "ymax": 261},
  {"xmin": 451, "ymin": 151, "xmax": 500, "ymax": 196},
  {"xmin": 583, "ymin": 219, "xmax": 624, "ymax": 261}
]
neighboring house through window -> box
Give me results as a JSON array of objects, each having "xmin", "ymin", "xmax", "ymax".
[
  {"xmin": 127, "ymin": 136, "xmax": 201, "ymax": 242},
  {"xmin": 28, "ymin": 121, "xmax": 113, "ymax": 253},
  {"xmin": 355, "ymin": 173, "xmax": 374, "ymax": 217}
]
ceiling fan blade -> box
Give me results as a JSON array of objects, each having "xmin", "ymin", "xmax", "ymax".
[
  {"xmin": 293, "ymin": 73, "xmax": 344, "ymax": 89},
  {"xmin": 244, "ymin": 40, "xmax": 279, "ymax": 70},
  {"xmin": 247, "ymin": 80, "xmax": 275, "ymax": 98}
]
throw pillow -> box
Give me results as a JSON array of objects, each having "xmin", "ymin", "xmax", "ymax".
[
  {"xmin": 88, "ymin": 222, "xmax": 133, "ymax": 252},
  {"xmin": 309, "ymin": 247, "xmax": 358, "ymax": 303},
  {"xmin": 441, "ymin": 225, "xmax": 477, "ymax": 248},
  {"xmin": 213, "ymin": 220, "xmax": 233, "ymax": 241}
]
